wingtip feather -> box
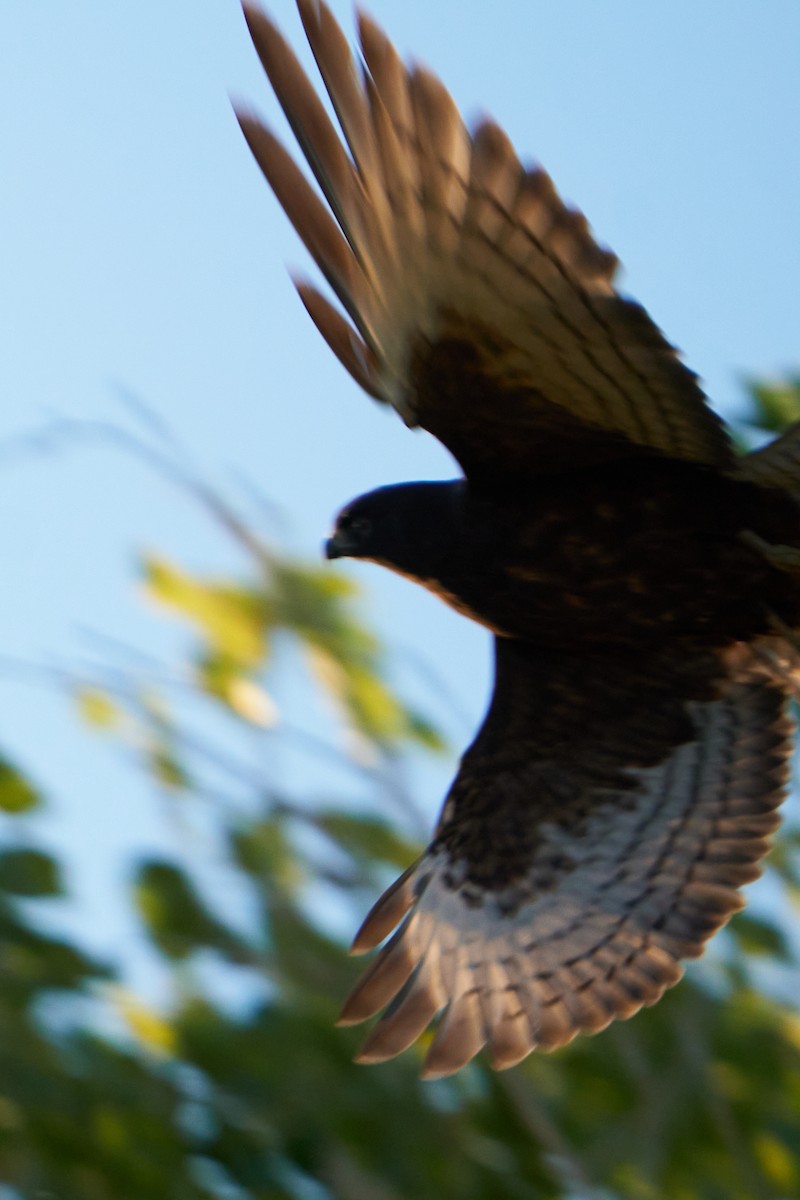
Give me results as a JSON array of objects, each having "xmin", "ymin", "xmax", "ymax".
[
  {"xmin": 338, "ymin": 928, "xmax": 418, "ymax": 1024},
  {"xmin": 421, "ymin": 993, "xmax": 488, "ymax": 1079},
  {"xmin": 293, "ymin": 278, "xmax": 385, "ymax": 400},
  {"xmin": 349, "ymin": 862, "xmax": 420, "ymax": 954},
  {"xmin": 353, "ymin": 967, "xmax": 445, "ymax": 1062}
]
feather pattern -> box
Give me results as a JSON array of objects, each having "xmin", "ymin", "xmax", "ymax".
[
  {"xmin": 238, "ymin": 0, "xmax": 731, "ymax": 472},
  {"xmin": 742, "ymin": 421, "xmax": 800, "ymax": 493},
  {"xmin": 339, "ymin": 640, "xmax": 791, "ymax": 1077}
]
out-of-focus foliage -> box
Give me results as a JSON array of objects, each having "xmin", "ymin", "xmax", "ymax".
[
  {"xmin": 744, "ymin": 376, "xmax": 800, "ymax": 434},
  {"xmin": 0, "ymin": 379, "xmax": 798, "ymax": 1199},
  {"xmin": 143, "ymin": 549, "xmax": 443, "ymax": 753}
]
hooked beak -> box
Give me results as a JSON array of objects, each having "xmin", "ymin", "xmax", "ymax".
[{"xmin": 324, "ymin": 535, "xmax": 343, "ymax": 560}]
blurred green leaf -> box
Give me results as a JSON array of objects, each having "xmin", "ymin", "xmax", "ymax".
[
  {"xmin": 143, "ymin": 554, "xmax": 268, "ymax": 669},
  {"xmin": 270, "ymin": 561, "xmax": 368, "ymax": 652},
  {"xmin": 405, "ymin": 709, "xmax": 447, "ymax": 752},
  {"xmin": 746, "ymin": 376, "xmax": 800, "ymax": 432},
  {"xmin": 136, "ymin": 692, "xmax": 192, "ymax": 793},
  {"xmin": 0, "ymin": 757, "xmax": 42, "ymax": 813},
  {"xmin": 315, "ymin": 811, "xmax": 419, "ymax": 869},
  {"xmin": 110, "ymin": 987, "xmax": 176, "ymax": 1058},
  {"xmin": 148, "ymin": 746, "xmax": 190, "ymax": 791},
  {"xmin": 268, "ymin": 903, "xmax": 355, "ymax": 1000},
  {"xmin": 729, "ymin": 912, "xmax": 792, "ymax": 959},
  {"xmin": 133, "ymin": 859, "xmax": 251, "ymax": 964},
  {"xmin": 197, "ymin": 653, "xmax": 278, "ymax": 725},
  {"xmin": 230, "ymin": 817, "xmax": 304, "ymax": 898},
  {"xmin": 0, "ymin": 849, "xmax": 62, "ymax": 896},
  {"xmin": 76, "ymin": 688, "xmax": 120, "ymax": 730}
]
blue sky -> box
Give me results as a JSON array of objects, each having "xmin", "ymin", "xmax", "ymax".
[{"xmin": 0, "ymin": 1, "xmax": 798, "ymax": 986}]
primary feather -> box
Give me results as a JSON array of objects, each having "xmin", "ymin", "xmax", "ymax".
[{"xmin": 238, "ymin": 0, "xmax": 731, "ymax": 474}]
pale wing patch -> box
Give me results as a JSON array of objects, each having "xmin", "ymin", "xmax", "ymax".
[{"xmin": 339, "ymin": 672, "xmax": 790, "ymax": 1077}]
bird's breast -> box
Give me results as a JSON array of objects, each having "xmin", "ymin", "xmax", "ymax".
[{"xmin": 416, "ymin": 462, "xmax": 800, "ymax": 652}]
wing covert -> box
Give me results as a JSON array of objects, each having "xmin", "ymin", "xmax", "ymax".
[{"xmin": 239, "ymin": 0, "xmax": 733, "ymax": 479}]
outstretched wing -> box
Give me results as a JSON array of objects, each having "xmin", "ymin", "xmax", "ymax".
[
  {"xmin": 338, "ymin": 638, "xmax": 791, "ymax": 1077},
  {"xmin": 238, "ymin": 0, "xmax": 732, "ymax": 481}
]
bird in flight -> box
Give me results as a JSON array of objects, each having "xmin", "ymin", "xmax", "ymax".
[{"xmin": 237, "ymin": 0, "xmax": 800, "ymax": 1078}]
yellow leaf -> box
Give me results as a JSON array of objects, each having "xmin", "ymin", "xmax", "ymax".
[
  {"xmin": 227, "ymin": 678, "xmax": 279, "ymax": 727},
  {"xmin": 76, "ymin": 687, "xmax": 119, "ymax": 729},
  {"xmin": 110, "ymin": 986, "xmax": 175, "ymax": 1057},
  {"xmin": 142, "ymin": 555, "xmax": 267, "ymax": 667},
  {"xmin": 754, "ymin": 1133, "xmax": 798, "ymax": 1193}
]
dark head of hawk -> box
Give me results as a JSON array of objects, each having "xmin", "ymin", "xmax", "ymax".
[{"xmin": 237, "ymin": 0, "xmax": 800, "ymax": 1078}]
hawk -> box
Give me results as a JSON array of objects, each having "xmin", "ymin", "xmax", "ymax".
[{"xmin": 237, "ymin": 0, "xmax": 800, "ymax": 1077}]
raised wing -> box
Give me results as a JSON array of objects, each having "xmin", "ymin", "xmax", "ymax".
[
  {"xmin": 338, "ymin": 638, "xmax": 791, "ymax": 1077},
  {"xmin": 238, "ymin": 0, "xmax": 732, "ymax": 481}
]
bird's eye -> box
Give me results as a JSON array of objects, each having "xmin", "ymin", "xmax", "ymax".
[{"xmin": 345, "ymin": 516, "xmax": 372, "ymax": 540}]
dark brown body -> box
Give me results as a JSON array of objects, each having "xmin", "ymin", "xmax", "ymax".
[{"xmin": 348, "ymin": 459, "xmax": 800, "ymax": 658}]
